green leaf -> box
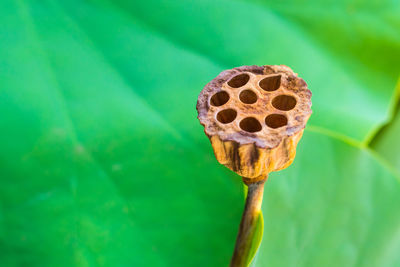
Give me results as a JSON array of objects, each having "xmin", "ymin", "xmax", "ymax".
[
  {"xmin": 247, "ymin": 213, "xmax": 264, "ymax": 266},
  {"xmin": 255, "ymin": 129, "xmax": 400, "ymax": 267},
  {"xmin": 1, "ymin": 1, "xmax": 243, "ymax": 266},
  {"xmin": 102, "ymin": 0, "xmax": 400, "ymax": 142},
  {"xmin": 1, "ymin": 0, "xmax": 400, "ymax": 266},
  {"xmin": 370, "ymin": 82, "xmax": 400, "ymax": 173}
]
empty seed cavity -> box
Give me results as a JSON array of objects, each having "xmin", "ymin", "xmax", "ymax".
[
  {"xmin": 240, "ymin": 117, "xmax": 262, "ymax": 133},
  {"xmin": 227, "ymin": 73, "xmax": 250, "ymax": 88},
  {"xmin": 210, "ymin": 91, "xmax": 230, "ymax": 106},
  {"xmin": 265, "ymin": 114, "xmax": 288, "ymax": 129},
  {"xmin": 217, "ymin": 109, "xmax": 237, "ymax": 124},
  {"xmin": 272, "ymin": 95, "xmax": 297, "ymax": 111},
  {"xmin": 259, "ymin": 75, "xmax": 281, "ymax": 91},
  {"xmin": 239, "ymin": 90, "xmax": 257, "ymax": 104}
]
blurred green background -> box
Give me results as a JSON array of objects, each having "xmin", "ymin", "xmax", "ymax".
[{"xmin": 1, "ymin": 0, "xmax": 400, "ymax": 266}]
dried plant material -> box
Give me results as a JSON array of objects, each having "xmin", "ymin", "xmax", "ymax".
[
  {"xmin": 197, "ymin": 65, "xmax": 312, "ymax": 266},
  {"xmin": 197, "ymin": 65, "xmax": 312, "ymax": 180}
]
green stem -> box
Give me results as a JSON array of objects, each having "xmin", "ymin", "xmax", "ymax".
[{"xmin": 230, "ymin": 177, "xmax": 266, "ymax": 267}]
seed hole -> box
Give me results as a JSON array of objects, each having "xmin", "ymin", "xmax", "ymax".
[
  {"xmin": 210, "ymin": 91, "xmax": 230, "ymax": 106},
  {"xmin": 239, "ymin": 117, "xmax": 262, "ymax": 133},
  {"xmin": 259, "ymin": 75, "xmax": 281, "ymax": 91},
  {"xmin": 265, "ymin": 114, "xmax": 288, "ymax": 129},
  {"xmin": 217, "ymin": 109, "xmax": 237, "ymax": 124},
  {"xmin": 272, "ymin": 95, "xmax": 297, "ymax": 111},
  {"xmin": 239, "ymin": 90, "xmax": 257, "ymax": 104},
  {"xmin": 227, "ymin": 73, "xmax": 250, "ymax": 88}
]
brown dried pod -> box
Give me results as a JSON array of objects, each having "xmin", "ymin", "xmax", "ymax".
[
  {"xmin": 197, "ymin": 65, "xmax": 312, "ymax": 182},
  {"xmin": 196, "ymin": 65, "xmax": 312, "ymax": 267}
]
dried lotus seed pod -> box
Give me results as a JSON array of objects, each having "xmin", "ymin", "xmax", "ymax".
[{"xmin": 196, "ymin": 65, "xmax": 312, "ymax": 182}]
